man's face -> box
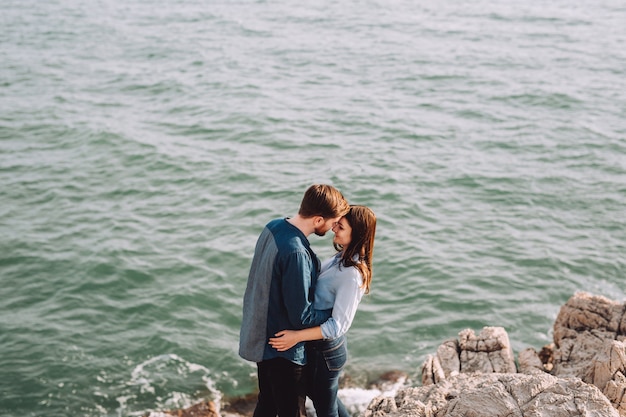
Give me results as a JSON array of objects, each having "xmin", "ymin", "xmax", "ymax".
[{"xmin": 313, "ymin": 216, "xmax": 341, "ymax": 237}]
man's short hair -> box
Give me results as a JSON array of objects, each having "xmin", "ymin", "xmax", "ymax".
[{"xmin": 298, "ymin": 184, "xmax": 349, "ymax": 219}]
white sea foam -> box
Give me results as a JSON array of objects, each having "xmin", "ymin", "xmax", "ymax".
[{"xmin": 131, "ymin": 354, "xmax": 222, "ymax": 414}]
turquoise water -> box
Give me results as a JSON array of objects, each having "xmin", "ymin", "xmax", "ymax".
[{"xmin": 1, "ymin": 0, "xmax": 625, "ymax": 415}]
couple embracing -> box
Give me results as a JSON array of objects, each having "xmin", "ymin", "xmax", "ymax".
[{"xmin": 239, "ymin": 184, "xmax": 377, "ymax": 417}]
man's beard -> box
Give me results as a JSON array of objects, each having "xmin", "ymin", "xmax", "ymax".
[{"xmin": 313, "ymin": 227, "xmax": 327, "ymax": 237}]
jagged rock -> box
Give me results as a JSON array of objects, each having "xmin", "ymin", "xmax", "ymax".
[
  {"xmin": 518, "ymin": 347, "xmax": 545, "ymax": 375},
  {"xmin": 221, "ymin": 393, "xmax": 258, "ymax": 417},
  {"xmin": 421, "ymin": 326, "xmax": 516, "ymax": 385},
  {"xmin": 435, "ymin": 338, "xmax": 460, "ymax": 380},
  {"xmin": 459, "ymin": 326, "xmax": 517, "ymax": 374},
  {"xmin": 538, "ymin": 343, "xmax": 555, "ymax": 372},
  {"xmin": 414, "ymin": 293, "xmax": 626, "ymax": 416},
  {"xmin": 605, "ymin": 371, "xmax": 626, "ymax": 415},
  {"xmin": 553, "ymin": 292, "xmax": 626, "ymax": 343},
  {"xmin": 551, "ymin": 292, "xmax": 626, "ymax": 415},
  {"xmin": 364, "ymin": 372, "xmax": 620, "ymax": 417}
]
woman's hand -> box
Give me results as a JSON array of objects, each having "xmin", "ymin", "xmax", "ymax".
[{"xmin": 268, "ymin": 330, "xmax": 301, "ymax": 352}]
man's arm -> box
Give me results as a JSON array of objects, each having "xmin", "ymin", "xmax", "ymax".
[{"xmin": 281, "ymin": 251, "xmax": 331, "ymax": 329}]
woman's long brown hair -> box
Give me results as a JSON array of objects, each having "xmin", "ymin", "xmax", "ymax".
[{"xmin": 333, "ymin": 205, "xmax": 376, "ymax": 294}]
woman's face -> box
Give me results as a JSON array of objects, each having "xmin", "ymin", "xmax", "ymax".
[{"xmin": 332, "ymin": 217, "xmax": 352, "ymax": 247}]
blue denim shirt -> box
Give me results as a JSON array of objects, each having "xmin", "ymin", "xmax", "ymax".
[{"xmin": 239, "ymin": 218, "xmax": 332, "ymax": 365}]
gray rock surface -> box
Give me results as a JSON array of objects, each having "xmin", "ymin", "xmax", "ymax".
[
  {"xmin": 367, "ymin": 292, "xmax": 626, "ymax": 417},
  {"xmin": 551, "ymin": 292, "xmax": 626, "ymax": 415},
  {"xmin": 364, "ymin": 372, "xmax": 619, "ymax": 417},
  {"xmin": 421, "ymin": 326, "xmax": 516, "ymax": 385}
]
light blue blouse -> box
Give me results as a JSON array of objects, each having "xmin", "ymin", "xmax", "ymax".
[{"xmin": 314, "ymin": 253, "xmax": 365, "ymax": 340}]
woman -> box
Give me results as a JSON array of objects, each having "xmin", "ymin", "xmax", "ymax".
[{"xmin": 269, "ymin": 205, "xmax": 376, "ymax": 417}]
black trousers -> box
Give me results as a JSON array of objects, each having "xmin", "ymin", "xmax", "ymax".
[{"xmin": 253, "ymin": 357, "xmax": 307, "ymax": 417}]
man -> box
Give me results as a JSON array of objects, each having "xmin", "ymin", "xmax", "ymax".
[{"xmin": 239, "ymin": 184, "xmax": 350, "ymax": 417}]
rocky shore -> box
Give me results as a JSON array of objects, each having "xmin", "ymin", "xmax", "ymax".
[{"xmin": 157, "ymin": 291, "xmax": 626, "ymax": 417}]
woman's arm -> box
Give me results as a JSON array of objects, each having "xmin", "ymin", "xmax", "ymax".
[
  {"xmin": 268, "ymin": 326, "xmax": 323, "ymax": 351},
  {"xmin": 319, "ymin": 268, "xmax": 363, "ymax": 339}
]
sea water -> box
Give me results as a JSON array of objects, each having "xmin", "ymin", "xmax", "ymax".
[{"xmin": 1, "ymin": 0, "xmax": 625, "ymax": 415}]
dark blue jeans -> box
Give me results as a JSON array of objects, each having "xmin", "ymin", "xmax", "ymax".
[{"xmin": 305, "ymin": 336, "xmax": 350, "ymax": 417}]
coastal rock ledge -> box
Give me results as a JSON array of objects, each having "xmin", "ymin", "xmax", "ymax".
[
  {"xmin": 366, "ymin": 291, "xmax": 626, "ymax": 417},
  {"xmin": 164, "ymin": 292, "xmax": 625, "ymax": 417}
]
